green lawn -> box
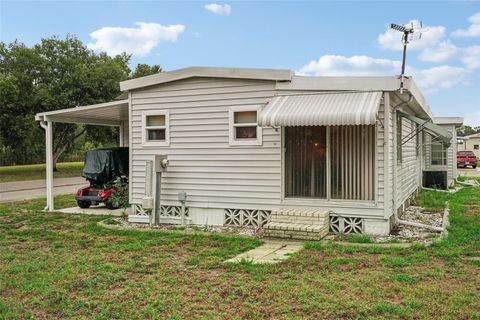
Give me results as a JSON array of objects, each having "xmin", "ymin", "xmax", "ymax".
[
  {"xmin": 0, "ymin": 188, "xmax": 479, "ymax": 319},
  {"xmin": 0, "ymin": 162, "xmax": 84, "ymax": 183}
]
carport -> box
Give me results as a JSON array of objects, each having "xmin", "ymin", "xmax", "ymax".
[{"xmin": 35, "ymin": 99, "xmax": 129, "ymax": 211}]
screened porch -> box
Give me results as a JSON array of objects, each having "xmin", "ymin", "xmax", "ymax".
[{"xmin": 259, "ymin": 91, "xmax": 381, "ymax": 203}]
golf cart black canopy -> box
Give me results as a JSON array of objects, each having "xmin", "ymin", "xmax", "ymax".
[{"xmin": 81, "ymin": 147, "xmax": 129, "ymax": 185}]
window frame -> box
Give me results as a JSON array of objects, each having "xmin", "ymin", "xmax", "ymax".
[
  {"xmin": 228, "ymin": 106, "xmax": 262, "ymax": 146},
  {"xmin": 430, "ymin": 140, "xmax": 447, "ymax": 166},
  {"xmin": 141, "ymin": 110, "xmax": 170, "ymax": 147}
]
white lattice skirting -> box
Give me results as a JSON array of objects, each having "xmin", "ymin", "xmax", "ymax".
[
  {"xmin": 131, "ymin": 204, "xmax": 189, "ymax": 217},
  {"xmin": 224, "ymin": 209, "xmax": 271, "ymax": 227},
  {"xmin": 329, "ymin": 216, "xmax": 364, "ymax": 234},
  {"xmin": 160, "ymin": 205, "xmax": 189, "ymax": 217},
  {"xmin": 132, "ymin": 204, "xmax": 151, "ymax": 216}
]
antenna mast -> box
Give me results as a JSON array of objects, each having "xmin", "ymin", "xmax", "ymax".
[{"xmin": 390, "ymin": 21, "xmax": 423, "ymax": 93}]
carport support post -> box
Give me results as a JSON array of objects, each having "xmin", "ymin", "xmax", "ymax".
[{"xmin": 41, "ymin": 119, "xmax": 54, "ymax": 211}]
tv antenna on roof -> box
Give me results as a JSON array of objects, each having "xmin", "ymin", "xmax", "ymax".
[{"xmin": 390, "ymin": 21, "xmax": 423, "ymax": 93}]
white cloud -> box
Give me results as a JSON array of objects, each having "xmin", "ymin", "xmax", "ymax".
[
  {"xmin": 463, "ymin": 110, "xmax": 480, "ymax": 127},
  {"xmin": 87, "ymin": 22, "xmax": 186, "ymax": 56},
  {"xmin": 299, "ymin": 55, "xmax": 401, "ymax": 76},
  {"xmin": 460, "ymin": 45, "xmax": 480, "ymax": 69},
  {"xmin": 205, "ymin": 3, "xmax": 231, "ymax": 16},
  {"xmin": 298, "ymin": 55, "xmax": 470, "ymax": 92},
  {"xmin": 378, "ymin": 20, "xmax": 446, "ymax": 51},
  {"xmin": 418, "ymin": 41, "xmax": 458, "ymax": 62},
  {"xmin": 452, "ymin": 12, "xmax": 480, "ymax": 37},
  {"xmin": 413, "ymin": 65, "xmax": 470, "ymax": 92}
]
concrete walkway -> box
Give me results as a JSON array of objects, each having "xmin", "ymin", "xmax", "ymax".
[
  {"xmin": 0, "ymin": 177, "xmax": 86, "ymax": 202},
  {"xmin": 59, "ymin": 205, "xmax": 127, "ymax": 216},
  {"xmin": 225, "ymin": 240, "xmax": 304, "ymax": 264}
]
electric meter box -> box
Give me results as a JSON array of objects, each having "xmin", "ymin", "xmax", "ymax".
[
  {"xmin": 142, "ymin": 197, "xmax": 154, "ymax": 209},
  {"xmin": 155, "ymin": 155, "xmax": 169, "ymax": 173},
  {"xmin": 178, "ymin": 191, "xmax": 187, "ymax": 202}
]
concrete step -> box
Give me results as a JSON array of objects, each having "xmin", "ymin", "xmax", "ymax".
[{"xmin": 264, "ymin": 208, "xmax": 330, "ymax": 241}]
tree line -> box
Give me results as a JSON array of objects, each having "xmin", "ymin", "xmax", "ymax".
[{"xmin": 0, "ymin": 35, "xmax": 160, "ymax": 168}]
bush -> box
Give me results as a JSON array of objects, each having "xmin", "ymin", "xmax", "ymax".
[{"xmin": 109, "ymin": 178, "xmax": 129, "ymax": 210}]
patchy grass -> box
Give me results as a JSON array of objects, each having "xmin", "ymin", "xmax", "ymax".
[
  {"xmin": 415, "ymin": 190, "xmax": 450, "ymax": 212},
  {"xmin": 1, "ymin": 189, "xmax": 480, "ymax": 319},
  {"xmin": 457, "ymin": 175, "xmax": 480, "ymax": 184},
  {"xmin": 339, "ymin": 234, "xmax": 374, "ymax": 244},
  {"xmin": 432, "ymin": 186, "xmax": 480, "ymax": 258},
  {"xmin": 0, "ymin": 162, "xmax": 83, "ymax": 183}
]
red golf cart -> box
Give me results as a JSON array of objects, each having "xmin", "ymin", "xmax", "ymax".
[{"xmin": 75, "ymin": 147, "xmax": 128, "ymax": 209}]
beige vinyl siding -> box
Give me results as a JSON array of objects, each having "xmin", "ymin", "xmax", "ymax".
[
  {"xmin": 130, "ymin": 77, "xmax": 280, "ymax": 209},
  {"xmin": 395, "ymin": 109, "xmax": 421, "ymax": 209},
  {"xmin": 465, "ymin": 137, "xmax": 480, "ymax": 158}
]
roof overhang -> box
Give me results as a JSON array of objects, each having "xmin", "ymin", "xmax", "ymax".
[
  {"xmin": 433, "ymin": 117, "xmax": 464, "ymax": 127},
  {"xmin": 276, "ymin": 75, "xmax": 432, "ymax": 119},
  {"xmin": 398, "ymin": 111, "xmax": 453, "ymax": 147},
  {"xmin": 35, "ymin": 100, "xmax": 128, "ymax": 126},
  {"xmin": 120, "ymin": 66, "xmax": 294, "ymax": 91},
  {"xmin": 258, "ymin": 91, "xmax": 383, "ymax": 127}
]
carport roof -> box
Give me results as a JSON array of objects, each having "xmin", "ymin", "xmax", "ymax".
[{"xmin": 35, "ymin": 100, "xmax": 128, "ymax": 126}]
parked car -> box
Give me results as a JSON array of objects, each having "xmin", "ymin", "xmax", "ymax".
[
  {"xmin": 457, "ymin": 151, "xmax": 477, "ymax": 168},
  {"xmin": 75, "ymin": 147, "xmax": 129, "ymax": 209}
]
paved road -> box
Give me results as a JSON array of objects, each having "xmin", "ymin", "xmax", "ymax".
[
  {"xmin": 0, "ymin": 177, "xmax": 87, "ymax": 202},
  {"xmin": 458, "ymin": 167, "xmax": 480, "ymax": 177}
]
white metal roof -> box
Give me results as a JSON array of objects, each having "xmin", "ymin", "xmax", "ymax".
[
  {"xmin": 120, "ymin": 66, "xmax": 294, "ymax": 91},
  {"xmin": 278, "ymin": 76, "xmax": 432, "ymax": 119},
  {"xmin": 258, "ymin": 91, "xmax": 383, "ymax": 127},
  {"xmin": 433, "ymin": 117, "xmax": 464, "ymax": 126},
  {"xmin": 35, "ymin": 100, "xmax": 128, "ymax": 126}
]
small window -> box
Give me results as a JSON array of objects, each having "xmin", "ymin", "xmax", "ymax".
[
  {"xmin": 142, "ymin": 111, "xmax": 169, "ymax": 146},
  {"xmin": 474, "ymin": 144, "xmax": 479, "ymax": 150},
  {"xmin": 229, "ymin": 107, "xmax": 262, "ymax": 146},
  {"xmin": 431, "ymin": 141, "xmax": 446, "ymax": 165}
]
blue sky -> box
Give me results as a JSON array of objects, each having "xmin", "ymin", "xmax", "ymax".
[{"xmin": 1, "ymin": 1, "xmax": 479, "ymax": 126}]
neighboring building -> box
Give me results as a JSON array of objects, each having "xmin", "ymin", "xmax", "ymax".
[
  {"xmin": 35, "ymin": 67, "xmax": 460, "ymax": 235},
  {"xmin": 460, "ymin": 133, "xmax": 480, "ymax": 159},
  {"xmin": 423, "ymin": 117, "xmax": 464, "ymax": 188}
]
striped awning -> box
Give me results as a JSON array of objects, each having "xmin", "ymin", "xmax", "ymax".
[{"xmin": 258, "ymin": 91, "xmax": 383, "ymax": 126}]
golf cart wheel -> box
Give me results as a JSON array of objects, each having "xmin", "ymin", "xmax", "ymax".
[
  {"xmin": 77, "ymin": 200, "xmax": 91, "ymax": 209},
  {"xmin": 106, "ymin": 198, "xmax": 118, "ymax": 210}
]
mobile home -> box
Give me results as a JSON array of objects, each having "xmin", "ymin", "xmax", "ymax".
[{"xmin": 35, "ymin": 67, "xmax": 460, "ymax": 235}]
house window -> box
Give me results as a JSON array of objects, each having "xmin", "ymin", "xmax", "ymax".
[
  {"xmin": 431, "ymin": 141, "xmax": 446, "ymax": 165},
  {"xmin": 229, "ymin": 106, "xmax": 262, "ymax": 146},
  {"xmin": 142, "ymin": 111, "xmax": 169, "ymax": 146},
  {"xmin": 285, "ymin": 126, "xmax": 327, "ymax": 198},
  {"xmin": 474, "ymin": 144, "xmax": 479, "ymax": 150},
  {"xmin": 396, "ymin": 113, "xmax": 403, "ymax": 163}
]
